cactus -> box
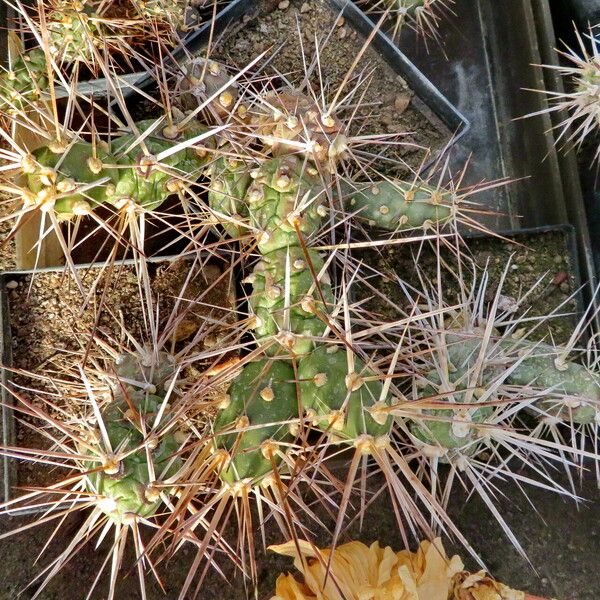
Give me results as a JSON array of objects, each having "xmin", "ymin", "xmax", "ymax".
[
  {"xmin": 345, "ymin": 180, "xmax": 454, "ymax": 230},
  {"xmin": 213, "ymin": 359, "xmax": 297, "ymax": 483},
  {"xmin": 249, "ymin": 246, "xmax": 334, "ymax": 356},
  {"xmin": 298, "ymin": 345, "xmax": 392, "ymax": 440},
  {"xmin": 246, "ymin": 156, "xmax": 324, "ymax": 255},
  {"xmin": 0, "ymin": 49, "xmax": 48, "ymax": 114},
  {"xmin": 408, "ymin": 332, "xmax": 501, "ymax": 452},
  {"xmin": 137, "ymin": 0, "xmax": 190, "ymax": 29},
  {"xmin": 46, "ymin": 2, "xmax": 102, "ymax": 64},
  {"xmin": 206, "ymin": 153, "xmax": 251, "ymax": 236},
  {"xmin": 251, "ymin": 89, "xmax": 348, "ymax": 168},
  {"xmin": 410, "ymin": 329, "xmax": 600, "ymax": 455},
  {"xmin": 84, "ymin": 351, "xmax": 182, "ymax": 523},
  {"xmin": 176, "ymin": 57, "xmax": 242, "ymax": 118},
  {"xmin": 361, "ymin": 0, "xmax": 454, "ymax": 41},
  {"xmin": 531, "ymin": 28, "xmax": 600, "ymax": 161},
  {"xmin": 22, "ymin": 120, "xmax": 213, "ymax": 219}
]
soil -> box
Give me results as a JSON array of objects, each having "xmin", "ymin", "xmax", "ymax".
[
  {"xmin": 355, "ymin": 229, "xmax": 580, "ymax": 345},
  {"xmin": 3, "ymin": 258, "xmax": 235, "ymax": 495},
  {"xmin": 212, "ymin": 0, "xmax": 447, "ymax": 179}
]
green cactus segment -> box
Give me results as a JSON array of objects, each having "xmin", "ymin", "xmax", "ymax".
[
  {"xmin": 345, "ymin": 181, "xmax": 453, "ymax": 230},
  {"xmin": 249, "ymin": 247, "xmax": 333, "ymax": 356},
  {"xmin": 114, "ymin": 350, "xmax": 177, "ymax": 391},
  {"xmin": 410, "ymin": 369, "xmax": 494, "ymax": 450},
  {"xmin": 25, "ymin": 120, "xmax": 213, "ymax": 217},
  {"xmin": 398, "ymin": 0, "xmax": 425, "ymax": 12},
  {"xmin": 108, "ymin": 120, "xmax": 212, "ymax": 211},
  {"xmin": 298, "ymin": 346, "xmax": 391, "ymax": 440},
  {"xmin": 214, "ymin": 360, "xmax": 297, "ymax": 484},
  {"xmin": 27, "ymin": 143, "xmax": 118, "ymax": 217},
  {"xmin": 138, "ymin": 0, "xmax": 188, "ymax": 27},
  {"xmin": 247, "ymin": 156, "xmax": 324, "ymax": 254},
  {"xmin": 47, "ymin": 5, "xmax": 101, "ymax": 64},
  {"xmin": 86, "ymin": 351, "xmax": 180, "ymax": 523},
  {"xmin": 505, "ymin": 343, "xmax": 600, "ymax": 424},
  {"xmin": 0, "ymin": 49, "xmax": 49, "ymax": 113},
  {"xmin": 408, "ymin": 336, "xmax": 499, "ymax": 450},
  {"xmin": 206, "ymin": 154, "xmax": 251, "ymax": 236},
  {"xmin": 88, "ymin": 393, "xmax": 181, "ymax": 523},
  {"xmin": 409, "ymin": 332, "xmax": 600, "ymax": 443}
]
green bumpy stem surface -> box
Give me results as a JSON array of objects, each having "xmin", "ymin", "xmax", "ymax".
[
  {"xmin": 206, "ymin": 154, "xmax": 251, "ymax": 237},
  {"xmin": 26, "ymin": 120, "xmax": 212, "ymax": 218},
  {"xmin": 86, "ymin": 352, "xmax": 181, "ymax": 523},
  {"xmin": 213, "ymin": 359, "xmax": 297, "ymax": 483},
  {"xmin": 89, "ymin": 393, "xmax": 181, "ymax": 522},
  {"xmin": 410, "ymin": 331, "xmax": 600, "ymax": 453},
  {"xmin": 298, "ymin": 345, "xmax": 392, "ymax": 440},
  {"xmin": 345, "ymin": 180, "xmax": 453, "ymax": 231},
  {"xmin": 0, "ymin": 49, "xmax": 49, "ymax": 113}
]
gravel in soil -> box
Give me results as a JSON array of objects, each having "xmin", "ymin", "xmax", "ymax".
[
  {"xmin": 3, "ymin": 258, "xmax": 235, "ymax": 494},
  {"xmin": 355, "ymin": 229, "xmax": 580, "ymax": 345},
  {"xmin": 213, "ymin": 0, "xmax": 447, "ymax": 179}
]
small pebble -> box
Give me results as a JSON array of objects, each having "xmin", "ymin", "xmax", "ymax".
[
  {"xmin": 5, "ymin": 280, "xmax": 18, "ymax": 290},
  {"xmin": 278, "ymin": 0, "xmax": 289, "ymax": 9},
  {"xmin": 337, "ymin": 27, "xmax": 347, "ymax": 39},
  {"xmin": 394, "ymin": 93, "xmax": 411, "ymax": 113},
  {"xmin": 300, "ymin": 2, "xmax": 310, "ymax": 12}
]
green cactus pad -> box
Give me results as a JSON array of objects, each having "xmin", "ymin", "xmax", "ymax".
[
  {"xmin": 246, "ymin": 156, "xmax": 325, "ymax": 254},
  {"xmin": 213, "ymin": 360, "xmax": 297, "ymax": 483},
  {"xmin": 346, "ymin": 181, "xmax": 453, "ymax": 230},
  {"xmin": 298, "ymin": 345, "xmax": 392, "ymax": 440}
]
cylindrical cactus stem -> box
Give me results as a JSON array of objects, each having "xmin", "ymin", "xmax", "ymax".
[
  {"xmin": 108, "ymin": 120, "xmax": 214, "ymax": 212},
  {"xmin": 344, "ymin": 180, "xmax": 454, "ymax": 231},
  {"xmin": 0, "ymin": 48, "xmax": 49, "ymax": 114},
  {"xmin": 409, "ymin": 329, "xmax": 600, "ymax": 455},
  {"xmin": 503, "ymin": 340, "xmax": 600, "ymax": 424},
  {"xmin": 298, "ymin": 345, "xmax": 392, "ymax": 440},
  {"xmin": 137, "ymin": 0, "xmax": 188, "ymax": 27},
  {"xmin": 213, "ymin": 359, "xmax": 298, "ymax": 484},
  {"xmin": 175, "ymin": 57, "xmax": 244, "ymax": 119},
  {"xmin": 408, "ymin": 335, "xmax": 499, "ymax": 452},
  {"xmin": 23, "ymin": 119, "xmax": 213, "ymax": 218},
  {"xmin": 85, "ymin": 351, "xmax": 182, "ymax": 524},
  {"xmin": 246, "ymin": 155, "xmax": 325, "ymax": 255},
  {"xmin": 248, "ymin": 246, "xmax": 334, "ymax": 356},
  {"xmin": 25, "ymin": 142, "xmax": 119, "ymax": 218},
  {"xmin": 205, "ymin": 153, "xmax": 252, "ymax": 237}
]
